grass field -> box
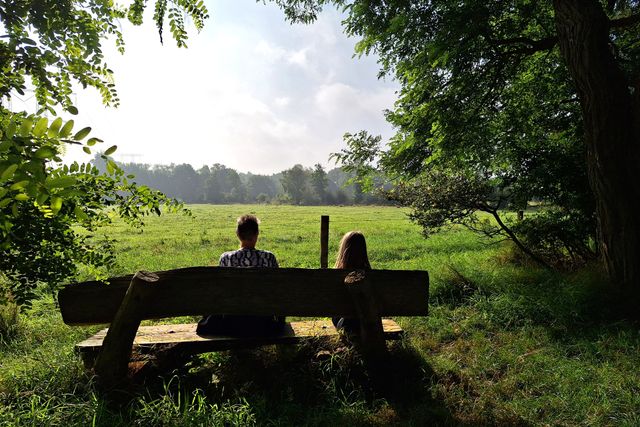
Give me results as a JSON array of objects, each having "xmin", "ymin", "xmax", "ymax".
[{"xmin": 1, "ymin": 205, "xmax": 639, "ymax": 426}]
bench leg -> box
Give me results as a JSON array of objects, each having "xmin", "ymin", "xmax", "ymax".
[
  {"xmin": 94, "ymin": 271, "xmax": 159, "ymax": 390},
  {"xmin": 345, "ymin": 270, "xmax": 387, "ymax": 366}
]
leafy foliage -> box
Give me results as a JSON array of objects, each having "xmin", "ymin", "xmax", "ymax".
[
  {"xmin": 509, "ymin": 208, "xmax": 597, "ymax": 267},
  {"xmin": 0, "ymin": 109, "xmax": 186, "ymax": 308},
  {"xmin": 280, "ymin": 164, "xmax": 309, "ymax": 205},
  {"xmin": 204, "ymin": 164, "xmax": 246, "ymax": 204},
  {"xmin": 0, "ymin": 1, "xmax": 209, "ymax": 308},
  {"xmin": 309, "ymin": 163, "xmax": 329, "ymax": 203},
  {"xmin": 274, "ymin": 0, "xmax": 638, "ymax": 267},
  {"xmin": 0, "ymin": 0, "xmax": 209, "ymax": 111}
]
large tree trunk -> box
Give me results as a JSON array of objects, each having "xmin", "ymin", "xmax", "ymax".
[{"xmin": 553, "ymin": 0, "xmax": 640, "ymax": 307}]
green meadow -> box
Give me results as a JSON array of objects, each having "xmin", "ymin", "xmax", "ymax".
[{"xmin": 1, "ymin": 205, "xmax": 639, "ymax": 426}]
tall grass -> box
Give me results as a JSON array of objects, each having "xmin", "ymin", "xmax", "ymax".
[{"xmin": 1, "ymin": 205, "xmax": 638, "ymax": 425}]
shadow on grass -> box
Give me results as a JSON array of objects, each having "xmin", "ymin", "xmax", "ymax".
[
  {"xmin": 98, "ymin": 338, "xmax": 459, "ymax": 426},
  {"xmin": 433, "ymin": 261, "xmax": 638, "ymax": 331},
  {"xmin": 431, "ymin": 262, "xmax": 640, "ymax": 368}
]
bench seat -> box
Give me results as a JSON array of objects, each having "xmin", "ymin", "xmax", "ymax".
[{"xmin": 77, "ymin": 319, "xmax": 404, "ymax": 363}]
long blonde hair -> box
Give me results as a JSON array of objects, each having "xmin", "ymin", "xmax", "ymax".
[{"xmin": 335, "ymin": 231, "xmax": 371, "ymax": 269}]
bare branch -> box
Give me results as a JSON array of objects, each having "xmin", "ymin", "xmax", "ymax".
[
  {"xmin": 491, "ymin": 35, "xmax": 558, "ymax": 55},
  {"xmin": 490, "ymin": 210, "xmax": 552, "ymax": 269}
]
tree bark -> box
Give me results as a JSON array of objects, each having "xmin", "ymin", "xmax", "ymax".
[{"xmin": 553, "ymin": 0, "xmax": 640, "ymax": 307}]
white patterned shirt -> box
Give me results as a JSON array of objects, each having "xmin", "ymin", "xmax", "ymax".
[{"xmin": 219, "ymin": 248, "xmax": 279, "ymax": 268}]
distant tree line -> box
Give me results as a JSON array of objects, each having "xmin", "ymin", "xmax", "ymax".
[{"xmin": 92, "ymin": 156, "xmax": 389, "ymax": 205}]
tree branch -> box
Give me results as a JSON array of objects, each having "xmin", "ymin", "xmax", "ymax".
[
  {"xmin": 492, "ymin": 35, "xmax": 558, "ymax": 55},
  {"xmin": 490, "ymin": 12, "xmax": 640, "ymax": 56},
  {"xmin": 490, "ymin": 210, "xmax": 552, "ymax": 269},
  {"xmin": 610, "ymin": 13, "xmax": 640, "ymax": 29}
]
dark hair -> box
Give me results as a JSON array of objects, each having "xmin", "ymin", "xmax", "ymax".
[
  {"xmin": 335, "ymin": 231, "xmax": 371, "ymax": 269},
  {"xmin": 236, "ymin": 215, "xmax": 260, "ymax": 240}
]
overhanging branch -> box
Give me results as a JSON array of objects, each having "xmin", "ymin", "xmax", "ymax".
[
  {"xmin": 491, "ymin": 12, "xmax": 640, "ymax": 56},
  {"xmin": 494, "ymin": 35, "xmax": 558, "ymax": 55},
  {"xmin": 610, "ymin": 13, "xmax": 640, "ymax": 29}
]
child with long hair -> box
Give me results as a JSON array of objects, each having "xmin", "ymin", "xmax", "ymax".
[
  {"xmin": 333, "ymin": 231, "xmax": 371, "ymax": 331},
  {"xmin": 334, "ymin": 231, "xmax": 371, "ymax": 270}
]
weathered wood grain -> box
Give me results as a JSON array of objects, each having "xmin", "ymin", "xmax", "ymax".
[
  {"xmin": 94, "ymin": 271, "xmax": 158, "ymax": 388},
  {"xmin": 58, "ymin": 267, "xmax": 429, "ymax": 325},
  {"xmin": 76, "ymin": 319, "xmax": 404, "ymax": 356},
  {"xmin": 346, "ymin": 271, "xmax": 387, "ymax": 361}
]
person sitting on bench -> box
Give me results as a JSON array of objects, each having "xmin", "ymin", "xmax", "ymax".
[
  {"xmin": 332, "ymin": 231, "xmax": 372, "ymax": 332},
  {"xmin": 196, "ymin": 214, "xmax": 285, "ymax": 336}
]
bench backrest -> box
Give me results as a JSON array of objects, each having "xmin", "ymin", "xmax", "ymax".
[{"xmin": 58, "ymin": 267, "xmax": 429, "ymax": 325}]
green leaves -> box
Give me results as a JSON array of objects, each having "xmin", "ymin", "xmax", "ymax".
[
  {"xmin": 45, "ymin": 176, "xmax": 77, "ymax": 189},
  {"xmin": 48, "ymin": 118, "xmax": 63, "ymax": 137},
  {"xmin": 87, "ymin": 137, "xmax": 103, "ymax": 146},
  {"xmin": 9, "ymin": 181, "xmax": 29, "ymax": 191},
  {"xmin": 0, "ymin": 164, "xmax": 18, "ymax": 182},
  {"xmin": 104, "ymin": 145, "xmax": 118, "ymax": 156},
  {"xmin": 0, "ymin": 0, "xmax": 208, "ymax": 109},
  {"xmin": 33, "ymin": 118, "xmax": 49, "ymax": 137},
  {"xmin": 168, "ymin": 7, "xmax": 189, "ymax": 48},
  {"xmin": 73, "ymin": 127, "xmax": 91, "ymax": 140},
  {"xmin": 0, "ymin": 0, "xmax": 206, "ymax": 309},
  {"xmin": 74, "ymin": 205, "xmax": 89, "ymax": 221},
  {"xmin": 4, "ymin": 121, "xmax": 17, "ymax": 140},
  {"xmin": 50, "ymin": 196, "xmax": 63, "ymax": 214},
  {"xmin": 60, "ymin": 120, "xmax": 74, "ymax": 138},
  {"xmin": 267, "ymin": 0, "xmax": 596, "ymax": 268},
  {"xmin": 19, "ymin": 117, "xmax": 34, "ymax": 137},
  {"xmin": 34, "ymin": 147, "xmax": 57, "ymax": 159},
  {"xmin": 106, "ymin": 160, "xmax": 116, "ymax": 174}
]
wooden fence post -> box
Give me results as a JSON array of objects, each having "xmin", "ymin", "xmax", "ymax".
[
  {"xmin": 94, "ymin": 270, "xmax": 159, "ymax": 389},
  {"xmin": 320, "ymin": 215, "xmax": 329, "ymax": 268}
]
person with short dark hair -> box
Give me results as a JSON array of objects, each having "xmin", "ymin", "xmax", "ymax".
[
  {"xmin": 219, "ymin": 215, "xmax": 278, "ymax": 268},
  {"xmin": 197, "ymin": 214, "xmax": 283, "ymax": 336}
]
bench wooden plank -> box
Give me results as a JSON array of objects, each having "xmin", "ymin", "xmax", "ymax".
[
  {"xmin": 77, "ymin": 319, "xmax": 403, "ymax": 353},
  {"xmin": 59, "ymin": 267, "xmax": 429, "ymax": 325}
]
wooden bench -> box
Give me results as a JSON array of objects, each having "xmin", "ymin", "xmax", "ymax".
[{"xmin": 58, "ymin": 267, "xmax": 429, "ymax": 388}]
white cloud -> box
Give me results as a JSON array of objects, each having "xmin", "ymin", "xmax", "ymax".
[
  {"xmin": 255, "ymin": 39, "xmax": 287, "ymax": 61},
  {"xmin": 314, "ymin": 82, "xmax": 396, "ymax": 121},
  {"xmin": 274, "ymin": 96, "xmax": 291, "ymax": 107},
  {"xmin": 255, "ymin": 40, "xmax": 309, "ymax": 69},
  {"xmin": 287, "ymin": 47, "xmax": 309, "ymax": 68},
  {"xmin": 57, "ymin": 0, "xmax": 398, "ymax": 174}
]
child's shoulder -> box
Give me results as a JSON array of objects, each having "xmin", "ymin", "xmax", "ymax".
[
  {"xmin": 256, "ymin": 249, "xmax": 275, "ymax": 256},
  {"xmin": 220, "ymin": 249, "xmax": 238, "ymax": 257}
]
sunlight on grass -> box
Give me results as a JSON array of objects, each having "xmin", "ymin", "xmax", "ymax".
[{"xmin": 1, "ymin": 205, "xmax": 638, "ymax": 426}]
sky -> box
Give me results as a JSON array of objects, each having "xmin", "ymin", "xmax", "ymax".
[{"xmin": 12, "ymin": 0, "xmax": 398, "ymax": 175}]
